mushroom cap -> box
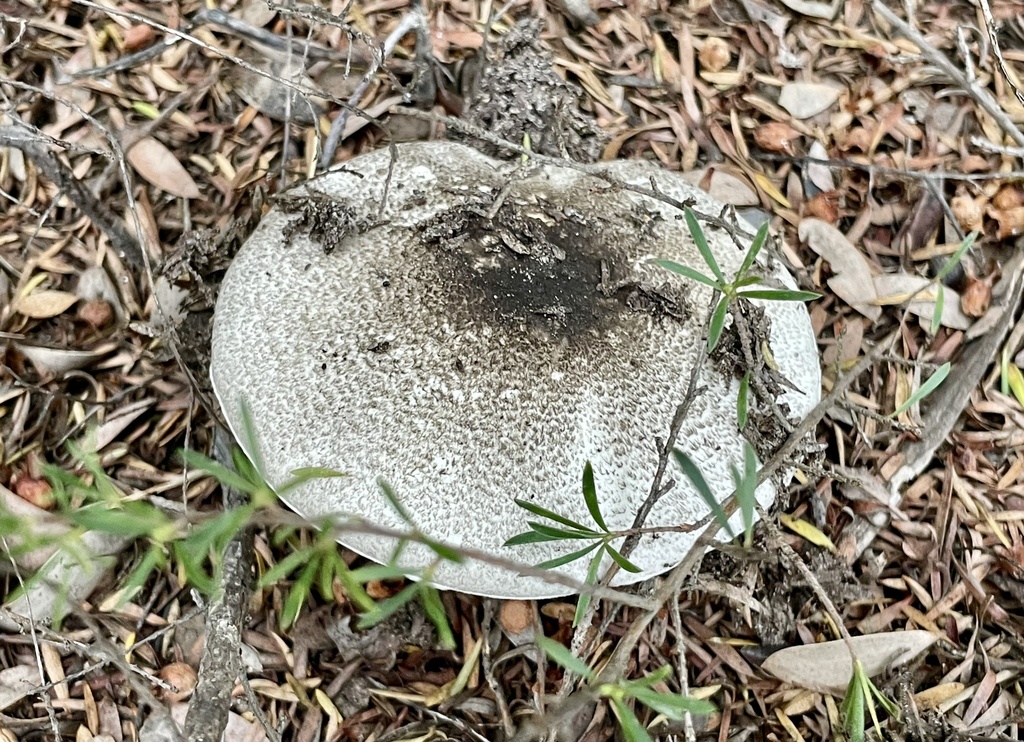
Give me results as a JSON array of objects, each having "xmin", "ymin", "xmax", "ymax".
[{"xmin": 211, "ymin": 142, "xmax": 820, "ymax": 599}]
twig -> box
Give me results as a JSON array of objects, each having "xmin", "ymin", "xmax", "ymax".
[
  {"xmin": 319, "ymin": 5, "xmax": 426, "ymax": 168},
  {"xmin": 184, "ymin": 430, "xmax": 260, "ymax": 742},
  {"xmin": 872, "ymin": 0, "xmax": 1024, "ymax": 148},
  {"xmin": 0, "ymin": 126, "xmax": 143, "ymax": 268},
  {"xmin": 978, "ymin": 0, "xmax": 1024, "ymax": 110},
  {"xmin": 670, "ymin": 589, "xmax": 696, "ymax": 742}
]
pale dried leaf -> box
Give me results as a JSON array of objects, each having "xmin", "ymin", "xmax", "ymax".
[
  {"xmin": 0, "ymin": 665, "xmax": 43, "ymax": 711},
  {"xmin": 776, "ymin": 0, "xmax": 840, "ymax": 20},
  {"xmin": 762, "ymin": 630, "xmax": 938, "ymax": 693},
  {"xmin": 14, "ymin": 289, "xmax": 78, "ymax": 319},
  {"xmin": 127, "ymin": 137, "xmax": 202, "ymax": 199},
  {"xmin": 15, "ymin": 342, "xmax": 108, "ymax": 375},
  {"xmin": 779, "ymin": 82, "xmax": 843, "ymax": 119},
  {"xmin": 806, "ymin": 140, "xmax": 834, "ymax": 192},
  {"xmin": 682, "ymin": 168, "xmax": 758, "ymax": 206},
  {"xmin": 873, "ymin": 274, "xmax": 972, "ymax": 330},
  {"xmin": 799, "ymin": 218, "xmax": 881, "ymax": 320}
]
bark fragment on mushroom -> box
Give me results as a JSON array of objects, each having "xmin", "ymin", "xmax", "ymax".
[{"xmin": 210, "ymin": 142, "xmax": 821, "ymax": 599}]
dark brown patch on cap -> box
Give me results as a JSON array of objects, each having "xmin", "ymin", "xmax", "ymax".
[{"xmin": 421, "ymin": 199, "xmax": 686, "ymax": 342}]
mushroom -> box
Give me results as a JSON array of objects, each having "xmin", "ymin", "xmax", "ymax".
[{"xmin": 210, "ymin": 142, "xmax": 820, "ymax": 599}]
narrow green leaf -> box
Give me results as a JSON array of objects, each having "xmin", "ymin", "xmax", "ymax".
[
  {"xmin": 890, "ymin": 362, "xmax": 950, "ymax": 418},
  {"xmin": 737, "ymin": 222, "xmax": 769, "ymax": 279},
  {"xmin": 535, "ymin": 635, "xmax": 596, "ymax": 682},
  {"xmin": 527, "ymin": 522, "xmax": 601, "ymax": 540},
  {"xmin": 652, "ymin": 259, "xmax": 720, "ymax": 289},
  {"xmin": 684, "ymin": 208, "xmax": 724, "ymax": 283},
  {"xmin": 628, "ymin": 687, "xmax": 716, "ymax": 719},
  {"xmin": 731, "ymin": 443, "xmax": 758, "ymax": 548},
  {"xmin": 504, "ymin": 530, "xmax": 566, "ymax": 546},
  {"xmin": 356, "ymin": 583, "xmax": 420, "ymax": 629},
  {"xmin": 610, "ymin": 698, "xmax": 652, "ymax": 742},
  {"xmin": 180, "ymin": 448, "xmax": 257, "ymax": 494},
  {"xmin": 673, "ymin": 450, "xmax": 734, "ymax": 538},
  {"xmin": 238, "ymin": 399, "xmax": 265, "ymax": 476},
  {"xmin": 348, "ymin": 563, "xmax": 418, "ymax": 583},
  {"xmin": 258, "ymin": 548, "xmax": 314, "ymax": 588},
  {"xmin": 535, "ymin": 541, "xmax": 601, "ymax": 570},
  {"xmin": 737, "ymin": 288, "xmax": 821, "ymax": 302},
  {"xmin": 573, "ymin": 549, "xmax": 604, "ymax": 627},
  {"xmin": 707, "ymin": 297, "xmax": 729, "ymax": 352},
  {"xmin": 733, "ymin": 275, "xmax": 765, "ymax": 289},
  {"xmin": 279, "ymin": 466, "xmax": 347, "ymax": 494},
  {"xmin": 281, "ymin": 556, "xmax": 320, "ymax": 630},
  {"xmin": 841, "ymin": 664, "xmax": 866, "ymax": 742},
  {"xmin": 419, "ymin": 586, "xmax": 456, "ymax": 650},
  {"xmin": 581, "ymin": 461, "xmax": 607, "ymax": 532},
  {"xmin": 423, "ymin": 536, "xmax": 465, "ymax": 564},
  {"xmin": 377, "ymin": 477, "xmax": 414, "ymax": 525},
  {"xmin": 930, "ymin": 284, "xmax": 944, "ymax": 335},
  {"xmin": 737, "ymin": 372, "xmax": 750, "ymax": 429},
  {"xmin": 937, "ymin": 231, "xmax": 977, "ymax": 281},
  {"xmin": 118, "ymin": 545, "xmax": 166, "ymax": 606},
  {"xmin": 513, "ymin": 498, "xmax": 593, "ymax": 531},
  {"xmin": 604, "ymin": 544, "xmax": 641, "ymax": 573}
]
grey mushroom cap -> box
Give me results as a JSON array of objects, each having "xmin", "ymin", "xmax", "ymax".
[{"xmin": 210, "ymin": 141, "xmax": 820, "ymax": 599}]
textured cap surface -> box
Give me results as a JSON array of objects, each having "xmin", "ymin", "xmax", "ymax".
[{"xmin": 211, "ymin": 142, "xmax": 820, "ymax": 598}]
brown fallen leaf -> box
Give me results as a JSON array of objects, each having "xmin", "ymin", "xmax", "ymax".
[
  {"xmin": 754, "ymin": 121, "xmax": 801, "ymax": 155},
  {"xmin": 798, "ymin": 218, "xmax": 881, "ymax": 320},
  {"xmin": 14, "ymin": 289, "xmax": 78, "ymax": 319},
  {"xmin": 127, "ymin": 136, "xmax": 201, "ymax": 199}
]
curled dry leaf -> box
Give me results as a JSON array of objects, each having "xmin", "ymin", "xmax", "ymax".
[
  {"xmin": 15, "ymin": 342, "xmax": 111, "ymax": 376},
  {"xmin": 799, "ymin": 218, "xmax": 881, "ymax": 320},
  {"xmin": 699, "ymin": 37, "xmax": 732, "ymax": 73},
  {"xmin": 754, "ymin": 122, "xmax": 801, "ymax": 155},
  {"xmin": 762, "ymin": 630, "xmax": 938, "ymax": 694},
  {"xmin": 951, "ymin": 193, "xmax": 986, "ymax": 233},
  {"xmin": 961, "ymin": 271, "xmax": 995, "ymax": 318},
  {"xmin": 776, "ymin": 0, "xmax": 841, "ymax": 19},
  {"xmin": 14, "ymin": 289, "xmax": 78, "ymax": 319},
  {"xmin": 127, "ymin": 137, "xmax": 201, "ymax": 199},
  {"xmin": 778, "ymin": 82, "xmax": 843, "ymax": 120},
  {"xmin": 804, "ymin": 191, "xmax": 839, "ymax": 223},
  {"xmin": 873, "ymin": 274, "xmax": 972, "ymax": 330},
  {"xmin": 805, "ymin": 140, "xmax": 834, "ymax": 193}
]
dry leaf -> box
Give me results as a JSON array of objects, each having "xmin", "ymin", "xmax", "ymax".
[
  {"xmin": 15, "ymin": 342, "xmax": 111, "ymax": 375},
  {"xmin": 754, "ymin": 122, "xmax": 801, "ymax": 155},
  {"xmin": 806, "ymin": 141, "xmax": 834, "ymax": 192},
  {"xmin": 699, "ymin": 38, "xmax": 731, "ymax": 73},
  {"xmin": 14, "ymin": 289, "xmax": 78, "ymax": 319},
  {"xmin": 682, "ymin": 168, "xmax": 758, "ymax": 206},
  {"xmin": 0, "ymin": 665, "xmax": 43, "ymax": 711},
  {"xmin": 776, "ymin": 0, "xmax": 840, "ymax": 19},
  {"xmin": 798, "ymin": 218, "xmax": 881, "ymax": 320},
  {"xmin": 913, "ymin": 682, "xmax": 964, "ymax": 709},
  {"xmin": 762, "ymin": 630, "xmax": 938, "ymax": 694},
  {"xmin": 127, "ymin": 137, "xmax": 202, "ymax": 199},
  {"xmin": 872, "ymin": 274, "xmax": 972, "ymax": 330},
  {"xmin": 779, "ymin": 82, "xmax": 843, "ymax": 119}
]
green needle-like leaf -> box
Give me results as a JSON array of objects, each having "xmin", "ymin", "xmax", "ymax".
[
  {"xmin": 513, "ymin": 498, "xmax": 594, "ymax": 531},
  {"xmin": 737, "ymin": 221, "xmax": 769, "ymax": 279},
  {"xmin": 610, "ymin": 698, "xmax": 652, "ymax": 742},
  {"xmin": 581, "ymin": 461, "xmax": 607, "ymax": 532},
  {"xmin": 536, "ymin": 541, "xmax": 601, "ymax": 570},
  {"xmin": 937, "ymin": 231, "xmax": 977, "ymax": 280},
  {"xmin": 673, "ymin": 449, "xmax": 734, "ymax": 538},
  {"xmin": 737, "ymin": 288, "xmax": 821, "ymax": 302},
  {"xmin": 179, "ymin": 449, "xmax": 255, "ymax": 495},
  {"xmin": 652, "ymin": 259, "xmax": 720, "ymax": 288},
  {"xmin": 573, "ymin": 549, "xmax": 604, "ymax": 626},
  {"xmin": 419, "ymin": 585, "xmax": 456, "ymax": 650},
  {"xmin": 890, "ymin": 362, "xmax": 950, "ymax": 418},
  {"xmin": 737, "ymin": 372, "xmax": 750, "ymax": 429},
  {"xmin": 536, "ymin": 635, "xmax": 596, "ymax": 682},
  {"xmin": 357, "ymin": 583, "xmax": 420, "ymax": 629},
  {"xmin": 628, "ymin": 686, "xmax": 716, "ymax": 719},
  {"xmin": 931, "ymin": 284, "xmax": 945, "ymax": 336},
  {"xmin": 684, "ymin": 207, "xmax": 724, "ymax": 283},
  {"xmin": 377, "ymin": 477, "xmax": 414, "ymax": 525},
  {"xmin": 604, "ymin": 544, "xmax": 642, "ymax": 573},
  {"xmin": 707, "ymin": 297, "xmax": 729, "ymax": 352}
]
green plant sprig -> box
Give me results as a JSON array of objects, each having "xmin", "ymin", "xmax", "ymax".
[
  {"xmin": 654, "ymin": 208, "xmax": 820, "ymax": 351},
  {"xmin": 536, "ymin": 635, "xmax": 715, "ymax": 742},
  {"xmin": 505, "ymin": 462, "xmax": 640, "ymax": 626}
]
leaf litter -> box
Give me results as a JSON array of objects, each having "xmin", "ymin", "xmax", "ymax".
[{"xmin": 2, "ymin": 1, "xmax": 1024, "ymax": 740}]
